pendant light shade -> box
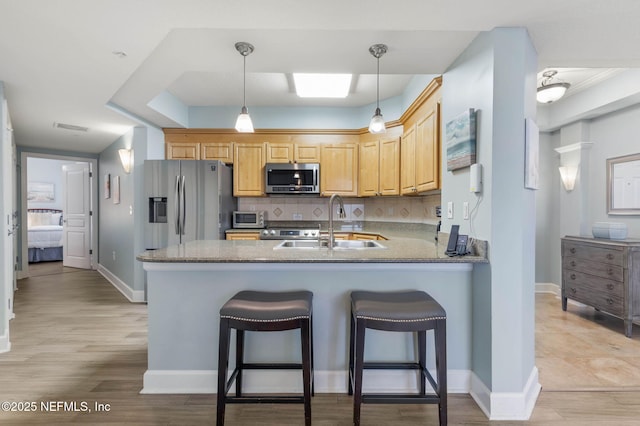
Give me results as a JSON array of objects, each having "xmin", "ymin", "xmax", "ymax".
[
  {"xmin": 537, "ymin": 70, "xmax": 570, "ymax": 104},
  {"xmin": 234, "ymin": 42, "xmax": 255, "ymax": 133},
  {"xmin": 368, "ymin": 44, "xmax": 387, "ymax": 134}
]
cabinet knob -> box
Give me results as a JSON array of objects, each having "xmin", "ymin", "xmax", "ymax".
[
  {"xmin": 570, "ymin": 248, "xmax": 576, "ymax": 254},
  {"xmin": 606, "ymin": 298, "xmax": 614, "ymax": 305},
  {"xmin": 570, "ymin": 261, "xmax": 576, "ymax": 267},
  {"xmin": 607, "ymin": 283, "xmax": 614, "ymax": 290},
  {"xmin": 570, "ymin": 287, "xmax": 577, "ymax": 294},
  {"xmin": 606, "ymin": 253, "xmax": 614, "ymax": 260},
  {"xmin": 608, "ymin": 268, "xmax": 614, "ymax": 275},
  {"xmin": 570, "ymin": 273, "xmax": 576, "ymax": 280}
]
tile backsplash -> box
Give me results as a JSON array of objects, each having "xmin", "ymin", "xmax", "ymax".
[{"xmin": 237, "ymin": 194, "xmax": 441, "ymax": 224}]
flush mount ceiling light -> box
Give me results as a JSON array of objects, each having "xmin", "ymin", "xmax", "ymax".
[
  {"xmin": 537, "ymin": 70, "xmax": 571, "ymax": 104},
  {"xmin": 234, "ymin": 42, "xmax": 255, "ymax": 133},
  {"xmin": 293, "ymin": 73, "xmax": 352, "ymax": 98},
  {"xmin": 368, "ymin": 43, "xmax": 388, "ymax": 134}
]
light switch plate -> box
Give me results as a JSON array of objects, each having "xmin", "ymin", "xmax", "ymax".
[
  {"xmin": 447, "ymin": 202, "xmax": 453, "ymax": 219},
  {"xmin": 463, "ymin": 202, "xmax": 469, "ymax": 220}
]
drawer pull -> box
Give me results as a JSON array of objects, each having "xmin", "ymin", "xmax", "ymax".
[
  {"xmin": 570, "ymin": 273, "xmax": 576, "ymax": 280},
  {"xmin": 570, "ymin": 261, "xmax": 577, "ymax": 267},
  {"xmin": 606, "ymin": 298, "xmax": 614, "ymax": 305},
  {"xmin": 607, "ymin": 284, "xmax": 614, "ymax": 290},
  {"xmin": 608, "ymin": 268, "xmax": 614, "ymax": 275},
  {"xmin": 606, "ymin": 253, "xmax": 614, "ymax": 260},
  {"xmin": 570, "ymin": 248, "xmax": 576, "ymax": 254},
  {"xmin": 570, "ymin": 287, "xmax": 577, "ymax": 294}
]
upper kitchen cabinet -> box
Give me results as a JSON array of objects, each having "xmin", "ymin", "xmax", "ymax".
[
  {"xmin": 265, "ymin": 142, "xmax": 321, "ymax": 163},
  {"xmin": 166, "ymin": 141, "xmax": 200, "ymax": 160},
  {"xmin": 359, "ymin": 128, "xmax": 401, "ymax": 197},
  {"xmin": 201, "ymin": 142, "xmax": 234, "ymax": 163},
  {"xmin": 399, "ymin": 77, "xmax": 442, "ymax": 195},
  {"xmin": 320, "ymin": 143, "xmax": 359, "ymax": 196},
  {"xmin": 234, "ymin": 142, "xmax": 266, "ymax": 197}
]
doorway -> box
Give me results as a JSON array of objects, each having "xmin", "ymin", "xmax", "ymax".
[{"xmin": 19, "ymin": 152, "xmax": 98, "ymax": 279}]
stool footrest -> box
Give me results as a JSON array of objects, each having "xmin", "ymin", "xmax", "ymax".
[
  {"xmin": 363, "ymin": 362, "xmax": 422, "ymax": 370},
  {"xmin": 362, "ymin": 394, "xmax": 441, "ymax": 404},
  {"xmin": 226, "ymin": 396, "xmax": 305, "ymax": 404},
  {"xmin": 239, "ymin": 363, "xmax": 303, "ymax": 370}
]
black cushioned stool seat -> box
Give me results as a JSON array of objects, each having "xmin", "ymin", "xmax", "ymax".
[
  {"xmin": 216, "ymin": 290, "xmax": 314, "ymax": 426},
  {"xmin": 349, "ymin": 290, "xmax": 447, "ymax": 426}
]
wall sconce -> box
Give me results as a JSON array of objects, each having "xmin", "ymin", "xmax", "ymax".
[
  {"xmin": 118, "ymin": 148, "xmax": 133, "ymax": 174},
  {"xmin": 558, "ymin": 165, "xmax": 578, "ymax": 192}
]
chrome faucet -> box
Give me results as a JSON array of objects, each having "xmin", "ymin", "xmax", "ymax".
[{"xmin": 328, "ymin": 194, "xmax": 346, "ymax": 249}]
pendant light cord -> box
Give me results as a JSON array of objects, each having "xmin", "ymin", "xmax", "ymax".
[
  {"xmin": 243, "ymin": 54, "xmax": 247, "ymax": 108},
  {"xmin": 376, "ymin": 55, "xmax": 380, "ymax": 110}
]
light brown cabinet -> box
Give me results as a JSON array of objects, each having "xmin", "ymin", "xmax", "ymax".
[
  {"xmin": 266, "ymin": 143, "xmax": 321, "ymax": 163},
  {"xmin": 233, "ymin": 143, "xmax": 266, "ymax": 197},
  {"xmin": 167, "ymin": 142, "xmax": 200, "ymax": 160},
  {"xmin": 201, "ymin": 142, "xmax": 234, "ymax": 163},
  {"xmin": 400, "ymin": 78, "xmax": 441, "ymax": 194},
  {"xmin": 359, "ymin": 135, "xmax": 400, "ymax": 197},
  {"xmin": 320, "ymin": 143, "xmax": 358, "ymax": 196},
  {"xmin": 562, "ymin": 236, "xmax": 640, "ymax": 337},
  {"xmin": 226, "ymin": 231, "xmax": 261, "ymax": 240}
]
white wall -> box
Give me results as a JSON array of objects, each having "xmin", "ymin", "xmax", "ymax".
[{"xmin": 0, "ymin": 81, "xmax": 11, "ymax": 351}]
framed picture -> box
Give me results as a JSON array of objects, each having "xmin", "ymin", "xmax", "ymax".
[
  {"xmin": 104, "ymin": 174, "xmax": 111, "ymax": 199},
  {"xmin": 524, "ymin": 118, "xmax": 539, "ymax": 190},
  {"xmin": 27, "ymin": 182, "xmax": 55, "ymax": 202},
  {"xmin": 446, "ymin": 109, "xmax": 477, "ymax": 171},
  {"xmin": 113, "ymin": 175, "xmax": 120, "ymax": 204}
]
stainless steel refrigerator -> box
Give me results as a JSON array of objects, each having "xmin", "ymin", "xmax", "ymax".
[{"xmin": 144, "ymin": 160, "xmax": 236, "ymax": 249}]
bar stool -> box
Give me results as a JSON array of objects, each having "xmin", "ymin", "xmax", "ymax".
[
  {"xmin": 348, "ymin": 290, "xmax": 447, "ymax": 426},
  {"xmin": 216, "ymin": 290, "xmax": 314, "ymax": 426}
]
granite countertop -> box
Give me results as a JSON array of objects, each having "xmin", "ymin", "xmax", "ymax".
[{"xmin": 137, "ymin": 237, "xmax": 488, "ymax": 264}]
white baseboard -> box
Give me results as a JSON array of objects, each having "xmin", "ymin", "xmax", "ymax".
[
  {"xmin": 0, "ymin": 330, "xmax": 10, "ymax": 353},
  {"xmin": 97, "ymin": 264, "xmax": 145, "ymax": 303},
  {"xmin": 470, "ymin": 366, "xmax": 541, "ymax": 420},
  {"xmin": 141, "ymin": 368, "xmax": 471, "ymax": 395},
  {"xmin": 535, "ymin": 282, "xmax": 560, "ymax": 296}
]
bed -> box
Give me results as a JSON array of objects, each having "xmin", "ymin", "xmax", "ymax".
[{"xmin": 27, "ymin": 208, "xmax": 64, "ymax": 263}]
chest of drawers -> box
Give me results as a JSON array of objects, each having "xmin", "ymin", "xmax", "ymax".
[{"xmin": 561, "ymin": 236, "xmax": 640, "ymax": 337}]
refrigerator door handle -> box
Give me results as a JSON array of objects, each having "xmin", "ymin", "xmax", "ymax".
[
  {"xmin": 174, "ymin": 175, "xmax": 180, "ymax": 235},
  {"xmin": 180, "ymin": 175, "xmax": 186, "ymax": 235}
]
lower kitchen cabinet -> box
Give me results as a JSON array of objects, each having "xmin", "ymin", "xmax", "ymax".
[
  {"xmin": 226, "ymin": 232, "xmax": 261, "ymax": 240},
  {"xmin": 561, "ymin": 236, "xmax": 640, "ymax": 337}
]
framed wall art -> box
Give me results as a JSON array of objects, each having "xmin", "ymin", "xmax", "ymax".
[
  {"xmin": 446, "ymin": 108, "xmax": 477, "ymax": 171},
  {"xmin": 113, "ymin": 175, "xmax": 120, "ymax": 204},
  {"xmin": 104, "ymin": 174, "xmax": 111, "ymax": 199}
]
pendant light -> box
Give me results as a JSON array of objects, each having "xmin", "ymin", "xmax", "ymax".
[
  {"xmin": 537, "ymin": 70, "xmax": 570, "ymax": 104},
  {"xmin": 234, "ymin": 42, "xmax": 255, "ymax": 133},
  {"xmin": 368, "ymin": 43, "xmax": 388, "ymax": 134}
]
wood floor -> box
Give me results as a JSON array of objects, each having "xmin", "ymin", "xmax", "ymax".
[{"xmin": 2, "ymin": 262, "xmax": 640, "ymax": 425}]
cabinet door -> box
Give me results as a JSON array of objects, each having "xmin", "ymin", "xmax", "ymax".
[
  {"xmin": 321, "ymin": 144, "xmax": 358, "ymax": 196},
  {"xmin": 201, "ymin": 142, "xmax": 233, "ymax": 163},
  {"xmin": 294, "ymin": 144, "xmax": 321, "ymax": 163},
  {"xmin": 266, "ymin": 143, "xmax": 294, "ymax": 163},
  {"xmin": 359, "ymin": 140, "xmax": 379, "ymax": 196},
  {"xmin": 167, "ymin": 142, "xmax": 199, "ymax": 160},
  {"xmin": 379, "ymin": 137, "xmax": 400, "ymax": 195},
  {"xmin": 226, "ymin": 232, "xmax": 261, "ymax": 240},
  {"xmin": 415, "ymin": 105, "xmax": 439, "ymax": 192},
  {"xmin": 400, "ymin": 126, "xmax": 416, "ymax": 194},
  {"xmin": 234, "ymin": 143, "xmax": 265, "ymax": 197}
]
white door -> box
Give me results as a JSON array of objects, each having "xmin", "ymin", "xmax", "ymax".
[{"xmin": 62, "ymin": 163, "xmax": 91, "ymax": 269}]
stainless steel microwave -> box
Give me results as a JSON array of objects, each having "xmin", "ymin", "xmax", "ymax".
[
  {"xmin": 265, "ymin": 163, "xmax": 320, "ymax": 194},
  {"xmin": 232, "ymin": 211, "xmax": 266, "ymax": 229}
]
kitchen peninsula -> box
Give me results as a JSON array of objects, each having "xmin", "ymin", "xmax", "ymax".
[{"xmin": 137, "ymin": 237, "xmax": 487, "ymax": 395}]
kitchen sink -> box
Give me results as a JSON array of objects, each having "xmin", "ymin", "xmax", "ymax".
[{"xmin": 273, "ymin": 239, "xmax": 386, "ymax": 250}]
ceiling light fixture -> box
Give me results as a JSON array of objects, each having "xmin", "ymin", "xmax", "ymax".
[
  {"xmin": 537, "ymin": 70, "xmax": 570, "ymax": 104},
  {"xmin": 368, "ymin": 43, "xmax": 388, "ymax": 134},
  {"xmin": 293, "ymin": 73, "xmax": 352, "ymax": 98},
  {"xmin": 234, "ymin": 42, "xmax": 255, "ymax": 133}
]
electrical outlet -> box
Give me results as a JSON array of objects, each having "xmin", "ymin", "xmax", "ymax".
[
  {"xmin": 463, "ymin": 202, "xmax": 469, "ymax": 220},
  {"xmin": 112, "ymin": 251, "xmax": 116, "ymax": 261},
  {"xmin": 447, "ymin": 202, "xmax": 453, "ymax": 219},
  {"xmin": 293, "ymin": 213, "xmax": 303, "ymax": 220}
]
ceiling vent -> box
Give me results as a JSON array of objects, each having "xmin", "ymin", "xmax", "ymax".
[{"xmin": 53, "ymin": 122, "xmax": 89, "ymax": 132}]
